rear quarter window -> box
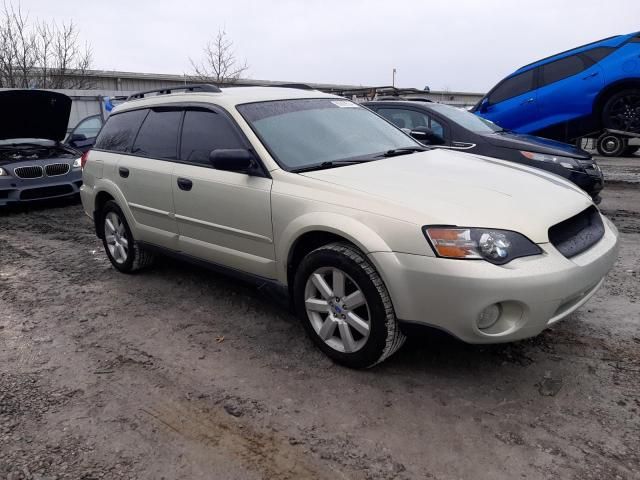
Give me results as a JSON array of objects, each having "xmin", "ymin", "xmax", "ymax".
[{"xmin": 94, "ymin": 109, "xmax": 148, "ymax": 153}]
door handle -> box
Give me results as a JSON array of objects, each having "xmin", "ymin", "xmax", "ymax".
[
  {"xmin": 520, "ymin": 98, "xmax": 535, "ymax": 105},
  {"xmin": 118, "ymin": 167, "xmax": 129, "ymax": 178},
  {"xmin": 177, "ymin": 177, "xmax": 193, "ymax": 191},
  {"xmin": 583, "ymin": 72, "xmax": 599, "ymax": 79}
]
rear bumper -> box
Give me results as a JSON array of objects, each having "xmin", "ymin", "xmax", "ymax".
[
  {"xmin": 0, "ymin": 170, "xmax": 82, "ymax": 206},
  {"xmin": 369, "ymin": 216, "xmax": 619, "ymax": 344}
]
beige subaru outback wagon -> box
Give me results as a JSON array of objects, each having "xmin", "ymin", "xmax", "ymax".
[{"xmin": 80, "ymin": 85, "xmax": 618, "ymax": 368}]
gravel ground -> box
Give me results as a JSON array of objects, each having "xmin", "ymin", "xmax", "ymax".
[{"xmin": 0, "ymin": 160, "xmax": 639, "ymax": 480}]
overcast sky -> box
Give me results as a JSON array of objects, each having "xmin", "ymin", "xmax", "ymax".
[{"xmin": 20, "ymin": 0, "xmax": 640, "ymax": 93}]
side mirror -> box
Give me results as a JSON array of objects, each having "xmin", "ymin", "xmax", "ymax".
[
  {"xmin": 209, "ymin": 149, "xmax": 254, "ymax": 173},
  {"xmin": 410, "ymin": 126, "xmax": 445, "ymax": 145},
  {"xmin": 68, "ymin": 133, "xmax": 86, "ymax": 142},
  {"xmin": 478, "ymin": 98, "xmax": 490, "ymax": 113}
]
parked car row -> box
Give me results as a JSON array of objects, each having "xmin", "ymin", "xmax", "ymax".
[
  {"xmin": 365, "ymin": 98, "xmax": 604, "ymax": 203},
  {"xmin": 73, "ymin": 84, "xmax": 618, "ymax": 368}
]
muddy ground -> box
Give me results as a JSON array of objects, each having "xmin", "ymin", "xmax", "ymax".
[{"xmin": 0, "ymin": 159, "xmax": 638, "ymax": 480}]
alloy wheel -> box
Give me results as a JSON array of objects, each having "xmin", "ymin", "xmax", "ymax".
[
  {"xmin": 304, "ymin": 267, "xmax": 371, "ymax": 353},
  {"xmin": 104, "ymin": 211, "xmax": 129, "ymax": 264},
  {"xmin": 607, "ymin": 93, "xmax": 640, "ymax": 132}
]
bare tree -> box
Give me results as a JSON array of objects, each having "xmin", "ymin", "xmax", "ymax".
[
  {"xmin": 0, "ymin": 1, "xmax": 93, "ymax": 89},
  {"xmin": 190, "ymin": 29, "xmax": 248, "ymax": 84}
]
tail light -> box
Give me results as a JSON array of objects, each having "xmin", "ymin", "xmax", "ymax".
[{"xmin": 80, "ymin": 150, "xmax": 90, "ymax": 169}]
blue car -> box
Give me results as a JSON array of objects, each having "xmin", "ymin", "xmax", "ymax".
[
  {"xmin": 473, "ymin": 31, "xmax": 640, "ymax": 153},
  {"xmin": 0, "ymin": 90, "xmax": 84, "ymax": 207}
]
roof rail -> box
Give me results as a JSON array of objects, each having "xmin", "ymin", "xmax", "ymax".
[
  {"xmin": 126, "ymin": 84, "xmax": 221, "ymax": 101},
  {"xmin": 329, "ymin": 86, "xmax": 432, "ymax": 100},
  {"xmin": 270, "ymin": 83, "xmax": 315, "ymax": 90},
  {"xmin": 376, "ymin": 96, "xmax": 433, "ymax": 103}
]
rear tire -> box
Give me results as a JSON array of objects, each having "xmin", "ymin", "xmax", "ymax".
[
  {"xmin": 293, "ymin": 242, "xmax": 405, "ymax": 369},
  {"xmin": 596, "ymin": 133, "xmax": 627, "ymax": 157},
  {"xmin": 101, "ymin": 200, "xmax": 154, "ymax": 273}
]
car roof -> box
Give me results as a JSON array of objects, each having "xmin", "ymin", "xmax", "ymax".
[
  {"xmin": 363, "ymin": 99, "xmax": 441, "ymax": 111},
  {"xmin": 112, "ymin": 86, "xmax": 340, "ymax": 113},
  {"xmin": 513, "ymin": 31, "xmax": 640, "ymax": 74}
]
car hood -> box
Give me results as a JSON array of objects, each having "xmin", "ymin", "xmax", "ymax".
[
  {"xmin": 481, "ymin": 131, "xmax": 591, "ymax": 160},
  {"xmin": 0, "ymin": 90, "xmax": 72, "ymax": 142},
  {"xmin": 300, "ymin": 149, "xmax": 594, "ymax": 243}
]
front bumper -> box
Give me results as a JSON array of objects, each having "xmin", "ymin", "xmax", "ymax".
[
  {"xmin": 369, "ymin": 216, "xmax": 619, "ymax": 343},
  {"xmin": 567, "ymin": 167, "xmax": 604, "ymax": 201},
  {"xmin": 0, "ymin": 170, "xmax": 82, "ymax": 206}
]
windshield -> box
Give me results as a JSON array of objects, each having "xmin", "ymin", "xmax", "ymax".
[
  {"xmin": 427, "ymin": 104, "xmax": 503, "ymax": 133},
  {"xmin": 0, "ymin": 138, "xmax": 55, "ymax": 146},
  {"xmin": 237, "ymin": 98, "xmax": 420, "ymax": 170}
]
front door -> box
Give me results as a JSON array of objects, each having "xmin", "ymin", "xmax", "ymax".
[
  {"xmin": 535, "ymin": 53, "xmax": 604, "ymax": 137},
  {"xmin": 172, "ymin": 108, "xmax": 275, "ymax": 278}
]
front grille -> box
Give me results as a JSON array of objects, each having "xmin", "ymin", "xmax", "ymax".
[
  {"xmin": 549, "ymin": 206, "xmax": 604, "ymax": 258},
  {"xmin": 14, "ymin": 166, "xmax": 43, "ymax": 179},
  {"xmin": 45, "ymin": 163, "xmax": 70, "ymax": 176},
  {"xmin": 20, "ymin": 185, "xmax": 74, "ymax": 200}
]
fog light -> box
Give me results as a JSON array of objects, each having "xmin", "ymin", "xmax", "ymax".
[{"xmin": 478, "ymin": 304, "xmax": 502, "ymax": 330}]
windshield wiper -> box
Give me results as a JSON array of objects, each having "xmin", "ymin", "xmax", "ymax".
[
  {"xmin": 378, "ymin": 146, "xmax": 428, "ymax": 158},
  {"xmin": 291, "ymin": 159, "xmax": 373, "ymax": 173}
]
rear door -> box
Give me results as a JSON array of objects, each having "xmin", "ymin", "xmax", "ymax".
[
  {"xmin": 172, "ymin": 107, "xmax": 275, "ymax": 278},
  {"xmin": 481, "ymin": 68, "xmax": 539, "ymax": 133},
  {"xmin": 116, "ymin": 107, "xmax": 181, "ymax": 249}
]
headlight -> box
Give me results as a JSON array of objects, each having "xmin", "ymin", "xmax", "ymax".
[
  {"xmin": 0, "ymin": 167, "xmax": 7, "ymax": 176},
  {"xmin": 72, "ymin": 157, "xmax": 82, "ymax": 168},
  {"xmin": 423, "ymin": 227, "xmax": 542, "ymax": 265},
  {"xmin": 520, "ymin": 151, "xmax": 579, "ymax": 169}
]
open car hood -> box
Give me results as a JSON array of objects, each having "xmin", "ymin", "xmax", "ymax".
[{"xmin": 0, "ymin": 90, "xmax": 72, "ymax": 142}]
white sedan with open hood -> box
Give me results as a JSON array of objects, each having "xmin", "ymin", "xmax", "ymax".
[{"xmin": 80, "ymin": 86, "xmax": 619, "ymax": 368}]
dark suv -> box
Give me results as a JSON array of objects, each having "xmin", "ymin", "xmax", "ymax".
[{"xmin": 365, "ymin": 99, "xmax": 604, "ymax": 202}]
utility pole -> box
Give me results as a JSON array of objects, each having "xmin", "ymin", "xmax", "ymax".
[{"xmin": 392, "ymin": 68, "xmax": 397, "ymax": 87}]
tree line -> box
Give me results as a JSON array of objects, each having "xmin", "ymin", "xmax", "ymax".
[{"xmin": 0, "ymin": 2, "xmax": 93, "ymax": 89}]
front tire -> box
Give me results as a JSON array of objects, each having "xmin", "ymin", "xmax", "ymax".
[
  {"xmin": 601, "ymin": 89, "xmax": 640, "ymax": 132},
  {"xmin": 101, "ymin": 200, "xmax": 154, "ymax": 273},
  {"xmin": 293, "ymin": 242, "xmax": 405, "ymax": 368}
]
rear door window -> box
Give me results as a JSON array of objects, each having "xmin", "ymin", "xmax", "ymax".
[
  {"xmin": 488, "ymin": 69, "xmax": 536, "ymax": 104},
  {"xmin": 540, "ymin": 55, "xmax": 588, "ymax": 87},
  {"xmin": 179, "ymin": 109, "xmax": 245, "ymax": 165},
  {"xmin": 132, "ymin": 109, "xmax": 182, "ymax": 160},
  {"xmin": 94, "ymin": 109, "xmax": 148, "ymax": 153}
]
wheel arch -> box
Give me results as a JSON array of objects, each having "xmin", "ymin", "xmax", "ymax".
[
  {"xmin": 279, "ymin": 213, "xmax": 393, "ymax": 287},
  {"xmin": 91, "ymin": 180, "xmax": 131, "ymax": 239},
  {"xmin": 593, "ymin": 78, "xmax": 640, "ymax": 124}
]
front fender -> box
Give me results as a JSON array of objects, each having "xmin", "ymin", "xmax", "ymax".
[{"xmin": 276, "ymin": 212, "xmax": 394, "ymax": 283}]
